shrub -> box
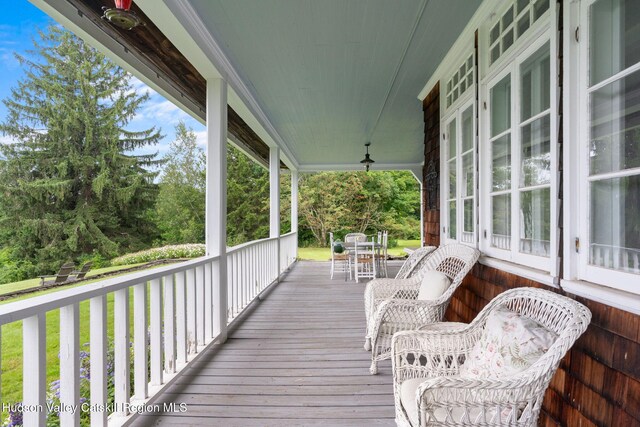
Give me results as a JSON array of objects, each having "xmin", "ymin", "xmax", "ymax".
[{"xmin": 111, "ymin": 244, "xmax": 205, "ymax": 266}]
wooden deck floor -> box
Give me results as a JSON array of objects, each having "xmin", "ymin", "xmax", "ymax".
[{"xmin": 129, "ymin": 261, "xmax": 400, "ymax": 427}]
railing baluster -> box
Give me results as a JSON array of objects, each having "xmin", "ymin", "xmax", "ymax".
[
  {"xmin": 232, "ymin": 253, "xmax": 237, "ymax": 316},
  {"xmin": 90, "ymin": 295, "xmax": 107, "ymax": 427},
  {"xmin": 244, "ymin": 249, "xmax": 249, "ymax": 305},
  {"xmin": 150, "ymin": 278, "xmax": 163, "ymax": 386},
  {"xmin": 196, "ymin": 265, "xmax": 205, "ymax": 346},
  {"xmin": 186, "ymin": 268, "xmax": 197, "ymax": 353},
  {"xmin": 114, "ymin": 288, "xmax": 130, "ymax": 416},
  {"xmin": 23, "ymin": 313, "xmax": 46, "ymax": 426},
  {"xmin": 133, "ymin": 283, "xmax": 148, "ymax": 400},
  {"xmin": 175, "ymin": 271, "xmax": 187, "ymax": 364},
  {"xmin": 60, "ymin": 303, "xmax": 80, "ymax": 427},
  {"xmin": 204, "ymin": 262, "xmax": 213, "ymax": 341},
  {"xmin": 163, "ymin": 275, "xmax": 176, "ymax": 374}
]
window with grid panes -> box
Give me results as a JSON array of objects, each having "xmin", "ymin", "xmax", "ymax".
[
  {"xmin": 483, "ymin": 36, "xmax": 556, "ymax": 271},
  {"xmin": 443, "ymin": 53, "xmax": 476, "ymax": 246},
  {"xmin": 578, "ymin": 0, "xmax": 640, "ymax": 286},
  {"xmin": 488, "ymin": 0, "xmax": 550, "ymax": 65},
  {"xmin": 446, "ymin": 54, "xmax": 474, "ymax": 108}
]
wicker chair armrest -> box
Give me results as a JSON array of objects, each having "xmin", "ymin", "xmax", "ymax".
[
  {"xmin": 365, "ymin": 278, "xmax": 421, "ymax": 300},
  {"xmin": 392, "ymin": 328, "xmax": 481, "ymax": 384},
  {"xmin": 364, "ymin": 278, "xmax": 421, "ymax": 326}
]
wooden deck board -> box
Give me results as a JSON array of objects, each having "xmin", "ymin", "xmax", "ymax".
[{"xmin": 129, "ymin": 261, "xmax": 400, "ymax": 427}]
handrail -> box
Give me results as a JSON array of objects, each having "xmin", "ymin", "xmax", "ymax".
[
  {"xmin": 226, "ymin": 235, "xmax": 277, "ymax": 255},
  {"xmin": 0, "ymin": 234, "xmax": 298, "ymax": 426},
  {"xmin": 0, "ymin": 255, "xmax": 220, "ymax": 325}
]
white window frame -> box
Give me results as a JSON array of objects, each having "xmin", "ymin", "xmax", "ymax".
[
  {"xmin": 441, "ymin": 50, "xmax": 477, "ymax": 248},
  {"xmin": 563, "ymin": 0, "xmax": 640, "ymax": 296},
  {"xmin": 479, "ymin": 2, "xmax": 558, "ymax": 274}
]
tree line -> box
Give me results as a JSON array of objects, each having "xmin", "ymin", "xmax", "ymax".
[{"xmin": 0, "ymin": 26, "xmax": 419, "ymax": 284}]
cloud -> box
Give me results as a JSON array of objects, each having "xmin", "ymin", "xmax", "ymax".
[
  {"xmin": 194, "ymin": 130, "xmax": 207, "ymax": 147},
  {"xmin": 0, "ymin": 134, "xmax": 18, "ymax": 146},
  {"xmin": 128, "ymin": 76, "xmax": 157, "ymax": 98}
]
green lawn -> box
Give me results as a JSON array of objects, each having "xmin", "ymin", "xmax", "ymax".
[
  {"xmin": 0, "ymin": 263, "xmax": 146, "ymax": 296},
  {"xmin": 298, "ymin": 239, "xmax": 420, "ymax": 261},
  {"xmin": 0, "ymin": 262, "xmax": 156, "ymax": 406}
]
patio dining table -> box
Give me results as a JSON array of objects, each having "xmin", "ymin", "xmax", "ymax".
[{"xmin": 342, "ymin": 240, "xmax": 383, "ymax": 279}]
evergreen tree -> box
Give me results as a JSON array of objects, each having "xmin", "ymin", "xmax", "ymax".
[
  {"xmin": 0, "ymin": 26, "xmax": 162, "ymax": 278},
  {"xmin": 155, "ymin": 122, "xmax": 206, "ymax": 244}
]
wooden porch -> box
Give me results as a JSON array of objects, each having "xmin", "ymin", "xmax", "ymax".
[{"xmin": 129, "ymin": 261, "xmax": 402, "ymax": 427}]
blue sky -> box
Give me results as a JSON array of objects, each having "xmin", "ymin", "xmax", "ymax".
[{"xmin": 0, "ymin": 0, "xmax": 206, "ymax": 157}]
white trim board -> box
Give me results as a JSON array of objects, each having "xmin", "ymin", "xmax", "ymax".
[{"xmin": 297, "ymin": 162, "xmax": 424, "ymax": 173}]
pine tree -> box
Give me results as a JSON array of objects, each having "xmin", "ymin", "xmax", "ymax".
[{"xmin": 0, "ymin": 25, "xmax": 162, "ymax": 277}]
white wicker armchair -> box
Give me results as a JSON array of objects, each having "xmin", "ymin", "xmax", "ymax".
[
  {"xmin": 364, "ymin": 246, "xmax": 437, "ymax": 348},
  {"xmin": 365, "ymin": 244, "xmax": 480, "ymax": 374},
  {"xmin": 391, "ymin": 288, "xmax": 591, "ymax": 427},
  {"xmin": 394, "ymin": 246, "xmax": 438, "ymax": 280}
]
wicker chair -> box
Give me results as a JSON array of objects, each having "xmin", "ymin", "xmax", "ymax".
[
  {"xmin": 364, "ymin": 246, "xmax": 437, "ymax": 337},
  {"xmin": 365, "ymin": 244, "xmax": 480, "ymax": 374},
  {"xmin": 391, "ymin": 288, "xmax": 591, "ymax": 426},
  {"xmin": 394, "ymin": 246, "xmax": 438, "ymax": 280}
]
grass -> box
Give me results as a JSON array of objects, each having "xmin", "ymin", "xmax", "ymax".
[
  {"xmin": 0, "ymin": 262, "xmax": 160, "ymax": 406},
  {"xmin": 297, "ymin": 239, "xmax": 420, "ymax": 261},
  {"xmin": 0, "ymin": 263, "xmax": 146, "ymax": 296}
]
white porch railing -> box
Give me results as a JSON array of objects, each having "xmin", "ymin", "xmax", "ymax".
[
  {"xmin": 280, "ymin": 231, "xmax": 298, "ymax": 274},
  {"xmin": 0, "ymin": 232, "xmax": 297, "ymax": 426},
  {"xmin": 590, "ymin": 243, "xmax": 640, "ymax": 273}
]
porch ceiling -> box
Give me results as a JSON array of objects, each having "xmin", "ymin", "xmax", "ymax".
[{"xmin": 180, "ymin": 0, "xmax": 481, "ymax": 170}]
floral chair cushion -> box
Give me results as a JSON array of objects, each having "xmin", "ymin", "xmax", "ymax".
[{"xmin": 460, "ymin": 305, "xmax": 558, "ymax": 378}]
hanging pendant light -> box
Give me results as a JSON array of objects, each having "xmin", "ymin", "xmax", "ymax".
[
  {"xmin": 103, "ymin": 0, "xmax": 144, "ymax": 30},
  {"xmin": 360, "ymin": 142, "xmax": 375, "ymax": 172}
]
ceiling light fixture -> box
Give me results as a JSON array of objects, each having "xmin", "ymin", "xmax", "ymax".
[
  {"xmin": 103, "ymin": 0, "xmax": 144, "ymax": 30},
  {"xmin": 360, "ymin": 142, "xmax": 375, "ymax": 172}
]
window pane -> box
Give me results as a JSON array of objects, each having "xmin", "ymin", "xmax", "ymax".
[
  {"xmin": 520, "ymin": 188, "xmax": 551, "ymax": 257},
  {"xmin": 490, "ymin": 23, "xmax": 500, "ymax": 45},
  {"xmin": 491, "ymin": 74, "xmax": 511, "ymax": 137},
  {"xmin": 492, "ymin": 194, "xmax": 511, "ymax": 249},
  {"xmin": 520, "ymin": 115, "xmax": 551, "ymax": 187},
  {"xmin": 517, "ymin": 14, "xmax": 531, "ymax": 37},
  {"xmin": 533, "ymin": 0, "xmax": 549, "ymax": 21},
  {"xmin": 590, "ymin": 175, "xmax": 640, "ymax": 274},
  {"xmin": 461, "ymin": 106, "xmax": 474, "ymax": 152},
  {"xmin": 462, "ymin": 152, "xmax": 474, "ymax": 198},
  {"xmin": 590, "ymin": 0, "xmax": 640, "ymax": 86},
  {"xmin": 521, "ymin": 42, "xmax": 550, "ymax": 121},
  {"xmin": 502, "ymin": 29, "xmax": 514, "ymax": 52},
  {"xmin": 491, "ymin": 45, "xmax": 501, "ymax": 64},
  {"xmin": 449, "ymin": 159, "xmax": 456, "ymax": 199},
  {"xmin": 492, "ymin": 134, "xmax": 511, "ymax": 191},
  {"xmin": 448, "ymin": 119, "xmax": 457, "ymax": 159},
  {"xmin": 517, "ymin": 0, "xmax": 529, "ymax": 15},
  {"xmin": 502, "ymin": 6, "xmax": 514, "ymax": 29},
  {"xmin": 449, "ymin": 200, "xmax": 457, "ymax": 240},
  {"xmin": 464, "ymin": 199, "xmax": 474, "ymax": 233},
  {"xmin": 589, "ymin": 70, "xmax": 640, "ymax": 175}
]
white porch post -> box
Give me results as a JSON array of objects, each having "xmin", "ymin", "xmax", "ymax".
[
  {"xmin": 411, "ymin": 167, "xmax": 425, "ymax": 247},
  {"xmin": 206, "ymin": 78, "xmax": 228, "ymax": 343},
  {"xmin": 291, "ymin": 169, "xmax": 299, "ymax": 258},
  {"xmin": 270, "ymin": 147, "xmax": 281, "ymax": 276}
]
